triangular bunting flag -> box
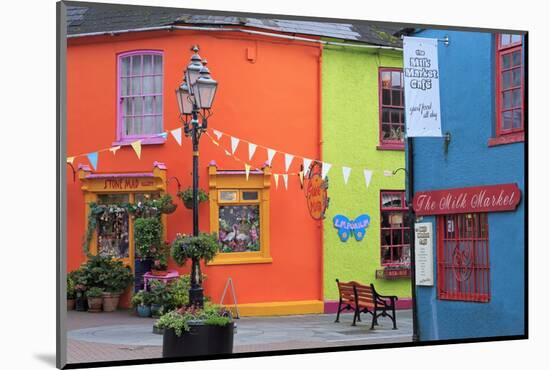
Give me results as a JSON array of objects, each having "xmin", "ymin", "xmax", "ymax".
[
  {"xmin": 87, "ymin": 152, "xmax": 98, "ymax": 170},
  {"xmin": 273, "ymin": 173, "xmax": 279, "ymax": 189},
  {"xmin": 213, "ymin": 129, "xmax": 223, "ymax": 140},
  {"xmin": 342, "ymin": 166, "xmax": 352, "ymax": 185},
  {"xmin": 159, "ymin": 132, "xmax": 168, "ymax": 139},
  {"xmin": 321, "ymin": 162, "xmax": 332, "ymax": 180},
  {"xmin": 109, "ymin": 146, "xmax": 121, "ymax": 155},
  {"xmin": 231, "ymin": 137, "xmax": 240, "ymax": 154},
  {"xmin": 248, "ymin": 143, "xmax": 257, "ymax": 161},
  {"xmin": 245, "ymin": 164, "xmax": 251, "ymax": 181},
  {"xmin": 266, "ymin": 148, "xmax": 276, "ymax": 166},
  {"xmin": 67, "ymin": 156, "xmax": 75, "ymax": 164},
  {"xmin": 131, "ymin": 140, "xmax": 142, "ymax": 159},
  {"xmin": 303, "ymin": 158, "xmax": 312, "ymax": 176},
  {"xmin": 364, "ymin": 169, "xmax": 373, "ymax": 188},
  {"xmin": 298, "ymin": 171, "xmax": 304, "ymax": 186},
  {"xmin": 171, "ymin": 128, "xmax": 182, "ymax": 146},
  {"xmin": 284, "ymin": 153, "xmax": 294, "ymax": 172},
  {"xmin": 282, "ymin": 174, "xmax": 288, "ymax": 190}
]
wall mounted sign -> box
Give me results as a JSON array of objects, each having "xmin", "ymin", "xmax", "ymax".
[
  {"xmin": 304, "ymin": 162, "xmax": 329, "ymax": 220},
  {"xmin": 403, "ymin": 36, "xmax": 442, "ymax": 137},
  {"xmin": 333, "ymin": 214, "xmax": 371, "ymax": 242},
  {"xmin": 413, "ymin": 183, "xmax": 521, "ymax": 216},
  {"xmin": 415, "ymin": 222, "xmax": 434, "ymax": 286}
]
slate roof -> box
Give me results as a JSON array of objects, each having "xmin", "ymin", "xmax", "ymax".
[{"xmin": 65, "ymin": 1, "xmax": 402, "ymax": 48}]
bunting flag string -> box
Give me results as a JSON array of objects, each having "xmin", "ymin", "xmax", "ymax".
[
  {"xmin": 231, "ymin": 137, "xmax": 240, "ymax": 154},
  {"xmin": 248, "ymin": 143, "xmax": 257, "ymax": 161},
  {"xmin": 131, "ymin": 140, "xmax": 142, "ymax": 159},
  {"xmin": 66, "ymin": 126, "xmax": 381, "ymax": 191},
  {"xmin": 171, "ymin": 128, "xmax": 182, "ymax": 146}
]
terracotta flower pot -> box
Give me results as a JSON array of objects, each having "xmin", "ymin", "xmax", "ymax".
[
  {"xmin": 102, "ymin": 292, "xmax": 121, "ymax": 312},
  {"xmin": 67, "ymin": 299, "xmax": 76, "ymax": 311},
  {"xmin": 87, "ymin": 297, "xmax": 103, "ymax": 313}
]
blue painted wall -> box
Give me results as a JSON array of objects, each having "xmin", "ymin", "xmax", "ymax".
[{"xmin": 408, "ymin": 30, "xmax": 525, "ymax": 340}]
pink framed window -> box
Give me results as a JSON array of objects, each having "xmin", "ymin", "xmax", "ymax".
[
  {"xmin": 117, "ymin": 51, "xmax": 164, "ymax": 144},
  {"xmin": 494, "ymin": 34, "xmax": 524, "ymax": 142},
  {"xmin": 378, "ymin": 68, "xmax": 405, "ymax": 150},
  {"xmin": 437, "ymin": 213, "xmax": 490, "ymax": 303},
  {"xmin": 380, "ymin": 191, "xmax": 410, "ymax": 266}
]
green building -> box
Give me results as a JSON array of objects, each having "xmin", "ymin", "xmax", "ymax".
[{"xmin": 321, "ymin": 35, "xmax": 411, "ymax": 311}]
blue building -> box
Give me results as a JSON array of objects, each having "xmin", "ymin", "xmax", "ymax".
[{"xmin": 406, "ymin": 30, "xmax": 526, "ymax": 341}]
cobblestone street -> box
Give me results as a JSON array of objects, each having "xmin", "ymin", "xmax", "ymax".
[{"xmin": 66, "ymin": 309, "xmax": 413, "ymax": 364}]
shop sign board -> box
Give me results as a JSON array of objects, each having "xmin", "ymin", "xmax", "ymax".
[
  {"xmin": 413, "ymin": 183, "xmax": 521, "ymax": 216},
  {"xmin": 415, "ymin": 222, "xmax": 434, "ymax": 286},
  {"xmin": 403, "ymin": 36, "xmax": 442, "ymax": 137},
  {"xmin": 304, "ymin": 162, "xmax": 329, "ymax": 220},
  {"xmin": 333, "ymin": 214, "xmax": 371, "ymax": 242}
]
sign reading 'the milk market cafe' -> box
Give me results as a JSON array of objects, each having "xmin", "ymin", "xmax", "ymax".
[{"xmin": 403, "ymin": 36, "xmax": 442, "ymax": 137}]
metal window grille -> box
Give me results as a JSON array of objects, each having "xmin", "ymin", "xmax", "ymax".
[{"xmin": 437, "ymin": 213, "xmax": 490, "ymax": 302}]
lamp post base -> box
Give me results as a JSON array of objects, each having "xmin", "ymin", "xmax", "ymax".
[{"xmin": 189, "ymin": 287, "xmax": 204, "ymax": 308}]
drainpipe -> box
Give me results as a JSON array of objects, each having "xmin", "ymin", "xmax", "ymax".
[
  {"xmin": 407, "ymin": 136, "xmax": 420, "ymax": 342},
  {"xmin": 318, "ymin": 43, "xmax": 325, "ymax": 306}
]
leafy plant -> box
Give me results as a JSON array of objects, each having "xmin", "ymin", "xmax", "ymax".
[
  {"xmin": 134, "ymin": 217, "xmax": 163, "ymax": 259},
  {"xmin": 87, "ymin": 287, "xmax": 104, "ymax": 298},
  {"xmin": 177, "ymin": 187, "xmax": 209, "ymax": 208},
  {"xmin": 67, "ymin": 273, "xmax": 76, "ymax": 299},
  {"xmin": 171, "ymin": 232, "xmax": 220, "ymax": 266},
  {"xmin": 155, "ymin": 304, "xmax": 232, "ymax": 337},
  {"xmin": 101, "ymin": 259, "xmax": 133, "ymax": 293},
  {"xmin": 131, "ymin": 290, "xmax": 153, "ymax": 307},
  {"xmin": 149, "ymin": 280, "xmax": 174, "ymax": 308}
]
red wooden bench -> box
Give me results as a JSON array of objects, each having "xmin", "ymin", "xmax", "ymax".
[{"xmin": 335, "ymin": 279, "xmax": 398, "ymax": 329}]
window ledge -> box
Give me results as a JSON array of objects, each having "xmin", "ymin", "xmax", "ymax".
[
  {"xmin": 207, "ymin": 256, "xmax": 272, "ymax": 266},
  {"xmin": 488, "ymin": 132, "xmax": 524, "ymax": 147},
  {"xmin": 377, "ymin": 144, "xmax": 405, "ymax": 151},
  {"xmin": 112, "ymin": 136, "xmax": 166, "ymax": 147}
]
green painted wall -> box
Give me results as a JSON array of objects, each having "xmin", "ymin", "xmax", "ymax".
[{"xmin": 321, "ymin": 44, "xmax": 410, "ymax": 301}]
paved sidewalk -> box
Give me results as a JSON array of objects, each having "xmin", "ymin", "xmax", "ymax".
[{"xmin": 66, "ymin": 309, "xmax": 412, "ymax": 364}]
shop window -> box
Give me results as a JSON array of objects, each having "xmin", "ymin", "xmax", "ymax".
[
  {"xmin": 208, "ymin": 166, "xmax": 271, "ymax": 265},
  {"xmin": 380, "ymin": 191, "xmax": 410, "ymax": 266},
  {"xmin": 437, "ymin": 213, "xmax": 490, "ymax": 302},
  {"xmin": 97, "ymin": 194, "xmax": 130, "ymax": 259},
  {"xmin": 378, "ymin": 68, "xmax": 405, "ymax": 150},
  {"xmin": 491, "ymin": 34, "xmax": 524, "ymax": 146},
  {"xmin": 117, "ymin": 51, "xmax": 164, "ymax": 144}
]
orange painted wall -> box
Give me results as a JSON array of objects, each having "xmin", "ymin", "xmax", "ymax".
[{"xmin": 67, "ymin": 29, "xmax": 323, "ymax": 305}]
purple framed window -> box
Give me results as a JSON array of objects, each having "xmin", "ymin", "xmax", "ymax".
[
  {"xmin": 378, "ymin": 68, "xmax": 405, "ymax": 150},
  {"xmin": 117, "ymin": 51, "xmax": 164, "ymax": 143}
]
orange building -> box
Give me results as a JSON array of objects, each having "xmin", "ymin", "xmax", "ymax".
[{"xmin": 66, "ymin": 8, "xmax": 331, "ymax": 315}]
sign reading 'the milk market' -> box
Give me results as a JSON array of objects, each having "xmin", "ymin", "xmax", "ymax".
[
  {"xmin": 403, "ymin": 36, "xmax": 442, "ymax": 137},
  {"xmin": 415, "ymin": 222, "xmax": 434, "ymax": 286}
]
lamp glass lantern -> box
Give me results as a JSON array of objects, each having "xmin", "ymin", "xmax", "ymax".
[
  {"xmin": 175, "ymin": 81, "xmax": 193, "ymax": 116},
  {"xmin": 194, "ymin": 74, "xmax": 218, "ymax": 110}
]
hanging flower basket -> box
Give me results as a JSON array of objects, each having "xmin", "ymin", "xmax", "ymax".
[{"xmin": 162, "ymin": 203, "xmax": 177, "ymax": 214}]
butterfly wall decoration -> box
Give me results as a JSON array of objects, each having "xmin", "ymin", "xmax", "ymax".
[{"xmin": 333, "ymin": 214, "xmax": 371, "ymax": 242}]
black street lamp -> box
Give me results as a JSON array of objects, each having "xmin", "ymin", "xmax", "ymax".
[{"xmin": 175, "ymin": 45, "xmax": 219, "ymax": 308}]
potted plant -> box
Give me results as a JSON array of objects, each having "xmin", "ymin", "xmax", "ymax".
[
  {"xmin": 177, "ymin": 187, "xmax": 209, "ymax": 210},
  {"xmin": 70, "ymin": 268, "xmax": 89, "ymax": 311},
  {"xmin": 159, "ymin": 194, "xmax": 177, "ymax": 214},
  {"xmin": 157, "ymin": 304, "xmax": 234, "ymax": 358},
  {"xmin": 101, "ymin": 258, "xmax": 134, "ymax": 312},
  {"xmin": 149, "ymin": 280, "xmax": 173, "ymax": 318},
  {"xmin": 87, "ymin": 287, "xmax": 104, "ymax": 313},
  {"xmin": 134, "ymin": 216, "xmax": 163, "ymax": 289},
  {"xmin": 67, "ymin": 273, "xmax": 76, "ymax": 310},
  {"xmin": 151, "ymin": 241, "xmax": 170, "ymax": 276},
  {"xmin": 131, "ymin": 290, "xmax": 153, "ymax": 318}
]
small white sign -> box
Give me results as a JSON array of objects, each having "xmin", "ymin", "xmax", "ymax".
[
  {"xmin": 415, "ymin": 222, "xmax": 434, "ymax": 286},
  {"xmin": 403, "ymin": 37, "xmax": 442, "ymax": 137}
]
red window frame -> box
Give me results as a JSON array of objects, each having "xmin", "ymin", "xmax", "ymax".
[
  {"xmin": 492, "ymin": 34, "xmax": 524, "ymax": 145},
  {"xmin": 437, "ymin": 213, "xmax": 490, "ymax": 303},
  {"xmin": 380, "ymin": 191, "xmax": 410, "ymax": 267},
  {"xmin": 378, "ymin": 68, "xmax": 405, "ymax": 150}
]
